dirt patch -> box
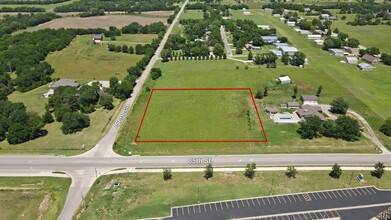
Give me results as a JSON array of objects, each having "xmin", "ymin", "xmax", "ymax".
[
  {"xmin": 34, "ymin": 15, "xmax": 167, "ymax": 30},
  {"xmin": 141, "ymin": 10, "xmax": 174, "ymax": 17},
  {"xmin": 37, "ymin": 194, "xmax": 50, "ymax": 220}
]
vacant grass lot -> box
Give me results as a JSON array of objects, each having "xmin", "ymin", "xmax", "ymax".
[
  {"xmin": 2, "ymin": 85, "xmax": 123, "ymax": 155},
  {"xmin": 46, "ymin": 35, "xmax": 148, "ymax": 80},
  {"xmin": 0, "ymin": 177, "xmax": 70, "ymax": 220},
  {"xmin": 76, "ymin": 171, "xmax": 391, "ymax": 219},
  {"xmin": 136, "ymin": 89, "xmax": 265, "ymax": 141}
]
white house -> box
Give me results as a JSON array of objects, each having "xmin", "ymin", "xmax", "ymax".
[
  {"xmin": 92, "ymin": 34, "xmax": 103, "ymax": 44},
  {"xmin": 344, "ymin": 57, "xmax": 358, "ymax": 64},
  {"xmin": 273, "ymin": 14, "xmax": 281, "ymax": 17},
  {"xmin": 301, "ymin": 95, "xmax": 318, "ymax": 106},
  {"xmin": 243, "ymin": 11, "xmax": 251, "ymax": 15},
  {"xmin": 304, "ymin": 8, "xmax": 311, "ymax": 12},
  {"xmin": 278, "ymin": 76, "xmax": 291, "ymax": 84},
  {"xmin": 261, "ymin": 36, "xmax": 278, "ymax": 43},
  {"xmin": 270, "ymin": 50, "xmax": 282, "ymax": 57},
  {"xmin": 274, "ymin": 42, "xmax": 288, "ymax": 47},
  {"xmin": 321, "ymin": 14, "xmax": 330, "ymax": 18},
  {"xmin": 328, "ymin": 48, "xmax": 344, "ymax": 56},
  {"xmin": 287, "ymin": 21, "xmax": 296, "ymax": 27},
  {"xmin": 258, "ymin": 25, "xmax": 270, "ymax": 30},
  {"xmin": 300, "ymin": 30, "xmax": 310, "ymax": 35},
  {"xmin": 279, "ymin": 46, "xmax": 298, "ymax": 56},
  {"xmin": 307, "ymin": 34, "xmax": 322, "ymax": 40},
  {"xmin": 314, "ymin": 39, "xmax": 324, "ymax": 45},
  {"xmin": 357, "ymin": 63, "xmax": 375, "ymax": 71}
]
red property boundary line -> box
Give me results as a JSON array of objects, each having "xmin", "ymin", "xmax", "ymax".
[{"xmin": 134, "ymin": 88, "xmax": 268, "ymax": 143}]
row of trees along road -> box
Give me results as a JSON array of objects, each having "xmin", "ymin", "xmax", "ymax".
[{"xmin": 161, "ymin": 162, "xmax": 386, "ymax": 181}]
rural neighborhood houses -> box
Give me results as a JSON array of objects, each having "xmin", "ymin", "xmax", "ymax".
[
  {"xmin": 261, "ymin": 36, "xmax": 278, "ymax": 43},
  {"xmin": 279, "ymin": 46, "xmax": 298, "ymax": 56},
  {"xmin": 344, "ymin": 57, "xmax": 359, "ymax": 64},
  {"xmin": 301, "ymin": 95, "xmax": 318, "ymax": 105},
  {"xmin": 328, "ymin": 48, "xmax": 345, "ymax": 56},
  {"xmin": 278, "ymin": 76, "xmax": 291, "ymax": 84}
]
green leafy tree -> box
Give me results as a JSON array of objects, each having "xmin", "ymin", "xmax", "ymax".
[
  {"xmin": 254, "ymin": 53, "xmax": 262, "ymax": 65},
  {"xmin": 129, "ymin": 46, "xmax": 134, "ymax": 54},
  {"xmin": 122, "ymin": 44, "xmax": 128, "ymax": 53},
  {"xmin": 161, "ymin": 49, "xmax": 171, "ymax": 62},
  {"xmin": 316, "ymin": 86, "xmax": 323, "ymax": 97},
  {"xmin": 380, "ymin": 117, "xmax": 391, "ymax": 137},
  {"xmin": 42, "ymin": 110, "xmax": 54, "ymax": 124},
  {"xmin": 255, "ymin": 90, "xmax": 263, "ymax": 99},
  {"xmin": 335, "ymin": 115, "xmax": 361, "ymax": 141},
  {"xmin": 290, "ymin": 52, "xmax": 306, "ymax": 66},
  {"xmin": 281, "ymin": 53, "xmax": 289, "ymax": 65},
  {"xmin": 371, "ymin": 162, "xmax": 385, "ymax": 178},
  {"xmin": 329, "ymin": 164, "xmax": 342, "ymax": 179},
  {"xmin": 163, "ymin": 168, "xmax": 172, "ymax": 181},
  {"xmin": 213, "ymin": 43, "xmax": 224, "ymax": 57},
  {"xmin": 204, "ymin": 163, "xmax": 214, "ymax": 180},
  {"xmin": 333, "ymin": 28, "xmax": 339, "ymax": 33},
  {"xmin": 248, "ymin": 51, "xmax": 253, "ymax": 60},
  {"xmin": 347, "ymin": 38, "xmax": 360, "ymax": 48},
  {"xmin": 286, "ymin": 166, "xmax": 298, "ymax": 178},
  {"xmin": 263, "ymin": 86, "xmax": 268, "ymax": 97},
  {"xmin": 244, "ymin": 163, "xmax": 256, "ymax": 179},
  {"xmin": 61, "ymin": 112, "xmax": 90, "ymax": 134},
  {"xmin": 151, "ymin": 68, "xmax": 162, "ymax": 80},
  {"xmin": 99, "ymin": 93, "xmax": 114, "ymax": 110},
  {"xmin": 293, "ymin": 86, "xmax": 298, "ymax": 99},
  {"xmin": 330, "ymin": 97, "xmax": 349, "ymax": 114},
  {"xmin": 297, "ymin": 116, "xmax": 322, "ymax": 139}
]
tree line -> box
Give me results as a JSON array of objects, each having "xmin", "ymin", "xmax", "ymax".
[
  {"xmin": 0, "ymin": 0, "xmax": 68, "ymax": 4},
  {"xmin": 0, "ymin": 13, "xmax": 58, "ymax": 37},
  {"xmin": 54, "ymin": 0, "xmax": 180, "ymax": 13},
  {"xmin": 0, "ymin": 7, "xmax": 45, "ymax": 12}
]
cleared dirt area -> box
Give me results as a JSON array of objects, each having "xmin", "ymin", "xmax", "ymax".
[{"xmin": 32, "ymin": 15, "xmax": 167, "ymax": 30}]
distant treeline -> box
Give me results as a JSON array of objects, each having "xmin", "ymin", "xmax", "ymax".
[
  {"xmin": 0, "ymin": 13, "xmax": 58, "ymax": 37},
  {"xmin": 54, "ymin": 0, "xmax": 181, "ymax": 13},
  {"xmin": 186, "ymin": 2, "xmax": 249, "ymax": 10},
  {"xmin": 0, "ymin": 6, "xmax": 45, "ymax": 12},
  {"xmin": 0, "ymin": 0, "xmax": 69, "ymax": 4}
]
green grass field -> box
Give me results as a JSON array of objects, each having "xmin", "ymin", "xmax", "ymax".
[
  {"xmin": 76, "ymin": 171, "xmax": 391, "ymax": 219},
  {"xmin": 0, "ymin": 0, "xmax": 79, "ymax": 11},
  {"xmin": 136, "ymin": 89, "xmax": 265, "ymax": 141},
  {"xmin": 115, "ymin": 8, "xmax": 391, "ymax": 155},
  {"xmin": 0, "ymin": 177, "xmax": 70, "ymax": 220},
  {"xmin": 46, "ymin": 34, "xmax": 154, "ymax": 81},
  {"xmin": 330, "ymin": 13, "xmax": 391, "ymax": 54},
  {"xmin": 2, "ymin": 85, "xmax": 124, "ymax": 155}
]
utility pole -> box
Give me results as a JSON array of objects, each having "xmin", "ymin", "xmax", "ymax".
[{"xmin": 95, "ymin": 168, "xmax": 98, "ymax": 179}]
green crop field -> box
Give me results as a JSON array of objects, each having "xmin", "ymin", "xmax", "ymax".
[
  {"xmin": 76, "ymin": 171, "xmax": 391, "ymax": 219},
  {"xmin": 2, "ymin": 85, "xmax": 124, "ymax": 155},
  {"xmin": 136, "ymin": 89, "xmax": 265, "ymax": 141},
  {"xmin": 46, "ymin": 34, "xmax": 153, "ymax": 81},
  {"xmin": 0, "ymin": 0, "xmax": 79, "ymax": 10},
  {"xmin": 0, "ymin": 177, "xmax": 70, "ymax": 220}
]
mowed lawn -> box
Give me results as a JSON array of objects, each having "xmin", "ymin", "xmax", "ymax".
[
  {"xmin": 330, "ymin": 13, "xmax": 391, "ymax": 54},
  {"xmin": 46, "ymin": 34, "xmax": 148, "ymax": 81},
  {"xmin": 2, "ymin": 85, "xmax": 124, "ymax": 155},
  {"xmin": 0, "ymin": 177, "xmax": 70, "ymax": 220},
  {"xmin": 76, "ymin": 171, "xmax": 391, "ymax": 219},
  {"xmin": 115, "ymin": 60, "xmax": 377, "ymax": 156},
  {"xmin": 136, "ymin": 89, "xmax": 265, "ymax": 141}
]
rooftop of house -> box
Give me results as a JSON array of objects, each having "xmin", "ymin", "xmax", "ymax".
[
  {"xmin": 93, "ymin": 34, "xmax": 103, "ymax": 40},
  {"xmin": 49, "ymin": 79, "xmax": 80, "ymax": 89},
  {"xmin": 300, "ymin": 95, "xmax": 318, "ymax": 101},
  {"xmin": 287, "ymin": 102, "xmax": 300, "ymax": 107},
  {"xmin": 265, "ymin": 107, "xmax": 278, "ymax": 113},
  {"xmin": 357, "ymin": 63, "xmax": 375, "ymax": 69},
  {"xmin": 362, "ymin": 54, "xmax": 378, "ymax": 62},
  {"xmin": 279, "ymin": 46, "xmax": 298, "ymax": 52},
  {"xmin": 296, "ymin": 105, "xmax": 325, "ymax": 120},
  {"xmin": 328, "ymin": 48, "xmax": 344, "ymax": 53},
  {"xmin": 278, "ymin": 76, "xmax": 291, "ymax": 81},
  {"xmin": 345, "ymin": 57, "xmax": 358, "ymax": 62}
]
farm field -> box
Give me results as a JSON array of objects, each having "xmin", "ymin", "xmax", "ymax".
[
  {"xmin": 2, "ymin": 85, "xmax": 124, "ymax": 155},
  {"xmin": 46, "ymin": 34, "xmax": 154, "ymax": 81},
  {"xmin": 0, "ymin": 177, "xmax": 70, "ymax": 220},
  {"xmin": 0, "ymin": 0, "xmax": 79, "ymax": 11},
  {"xmin": 75, "ymin": 171, "xmax": 391, "ymax": 219},
  {"xmin": 135, "ymin": 89, "xmax": 266, "ymax": 142},
  {"xmin": 114, "ymin": 60, "xmax": 377, "ymax": 156},
  {"xmin": 24, "ymin": 14, "xmax": 167, "ymax": 32}
]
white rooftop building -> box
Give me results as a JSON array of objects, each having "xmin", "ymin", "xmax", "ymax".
[{"xmin": 278, "ymin": 76, "xmax": 291, "ymax": 84}]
